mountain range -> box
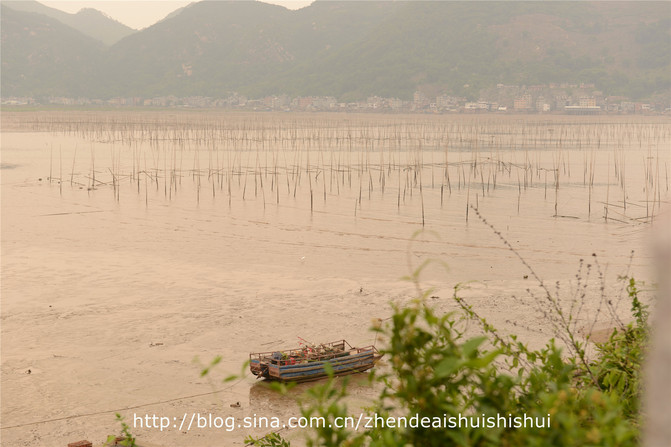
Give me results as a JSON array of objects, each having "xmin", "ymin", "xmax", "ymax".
[
  {"xmin": 3, "ymin": 0, "xmax": 134, "ymax": 45},
  {"xmin": 2, "ymin": 1, "xmax": 670, "ymax": 101}
]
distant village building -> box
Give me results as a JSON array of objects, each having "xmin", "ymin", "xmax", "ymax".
[
  {"xmin": 436, "ymin": 94, "xmax": 450, "ymax": 109},
  {"xmin": 605, "ymin": 103, "xmax": 620, "ymax": 113},
  {"xmin": 262, "ymin": 95, "xmax": 290, "ymax": 109},
  {"xmin": 312, "ymin": 96, "xmax": 337, "ymax": 110},
  {"xmin": 3, "ymin": 81, "xmax": 660, "ymax": 115},
  {"xmin": 578, "ymin": 96, "xmax": 597, "ymax": 107},
  {"xmin": 435, "ymin": 94, "xmax": 462, "ymax": 110},
  {"xmin": 297, "ymin": 96, "xmax": 314, "ymax": 109},
  {"xmin": 367, "ymin": 96, "xmax": 384, "ymax": 109},
  {"xmin": 636, "ymin": 103, "xmax": 652, "ymax": 113},
  {"xmin": 514, "ymin": 94, "xmax": 533, "ymax": 111},
  {"xmin": 620, "ymin": 102, "xmax": 635, "ymax": 113},
  {"xmin": 183, "ymin": 96, "xmax": 212, "ymax": 108},
  {"xmin": 464, "ymin": 101, "xmax": 490, "ymax": 112},
  {"xmin": 555, "ymin": 95, "xmax": 570, "ymax": 110},
  {"xmin": 413, "ymin": 91, "xmax": 429, "ymax": 109},
  {"xmin": 390, "ymin": 98, "xmax": 404, "ymax": 111},
  {"xmin": 245, "ymin": 99, "xmax": 263, "ymax": 109},
  {"xmin": 2, "ymin": 97, "xmax": 34, "ymax": 106},
  {"xmin": 565, "ymin": 96, "xmax": 601, "ymax": 114}
]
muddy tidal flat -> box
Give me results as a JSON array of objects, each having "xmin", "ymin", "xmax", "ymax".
[{"xmin": 1, "ymin": 111, "xmax": 668, "ymax": 446}]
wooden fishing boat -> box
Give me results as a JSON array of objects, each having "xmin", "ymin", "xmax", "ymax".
[{"xmin": 249, "ymin": 340, "xmax": 381, "ymax": 383}]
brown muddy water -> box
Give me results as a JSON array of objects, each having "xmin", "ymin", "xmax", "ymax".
[{"xmin": 1, "ymin": 111, "xmax": 669, "ymax": 446}]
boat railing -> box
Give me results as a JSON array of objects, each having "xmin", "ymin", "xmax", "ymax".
[{"xmin": 250, "ymin": 340, "xmax": 358, "ymax": 364}]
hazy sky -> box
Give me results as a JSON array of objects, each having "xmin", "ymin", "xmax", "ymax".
[{"xmin": 43, "ymin": 1, "xmax": 314, "ymax": 30}]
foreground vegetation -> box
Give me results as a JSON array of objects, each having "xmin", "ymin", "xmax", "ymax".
[{"xmin": 244, "ymin": 273, "xmax": 649, "ymax": 447}]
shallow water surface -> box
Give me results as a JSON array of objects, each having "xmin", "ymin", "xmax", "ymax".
[{"xmin": 1, "ymin": 112, "xmax": 668, "ymax": 446}]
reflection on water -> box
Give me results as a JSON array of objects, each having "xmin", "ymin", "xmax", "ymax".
[{"xmin": 248, "ymin": 372, "xmax": 378, "ymax": 411}]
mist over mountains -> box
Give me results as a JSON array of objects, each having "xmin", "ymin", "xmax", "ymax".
[
  {"xmin": 3, "ymin": 0, "xmax": 134, "ymax": 45},
  {"xmin": 2, "ymin": 1, "xmax": 670, "ymax": 101}
]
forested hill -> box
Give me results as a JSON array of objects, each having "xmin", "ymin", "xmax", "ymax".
[{"xmin": 2, "ymin": 1, "xmax": 670, "ymax": 100}]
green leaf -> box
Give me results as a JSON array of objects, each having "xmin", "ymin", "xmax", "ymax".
[
  {"xmin": 435, "ymin": 356, "xmax": 460, "ymax": 378},
  {"xmin": 466, "ymin": 350, "xmax": 501, "ymax": 369},
  {"xmin": 223, "ymin": 374, "xmax": 238, "ymax": 383},
  {"xmin": 462, "ymin": 336, "xmax": 487, "ymax": 357}
]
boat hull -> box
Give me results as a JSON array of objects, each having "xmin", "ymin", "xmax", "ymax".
[{"xmin": 250, "ymin": 342, "xmax": 380, "ymax": 383}]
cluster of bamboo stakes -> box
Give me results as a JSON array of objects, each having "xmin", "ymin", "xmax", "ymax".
[{"xmin": 33, "ymin": 112, "xmax": 669, "ymax": 226}]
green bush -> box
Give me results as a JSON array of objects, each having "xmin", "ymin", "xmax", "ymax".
[
  {"xmin": 283, "ymin": 271, "xmax": 649, "ymax": 447},
  {"xmin": 106, "ymin": 413, "xmax": 137, "ymax": 447},
  {"xmin": 245, "ymin": 432, "xmax": 291, "ymax": 447},
  {"xmin": 589, "ymin": 278, "xmax": 648, "ymax": 419}
]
